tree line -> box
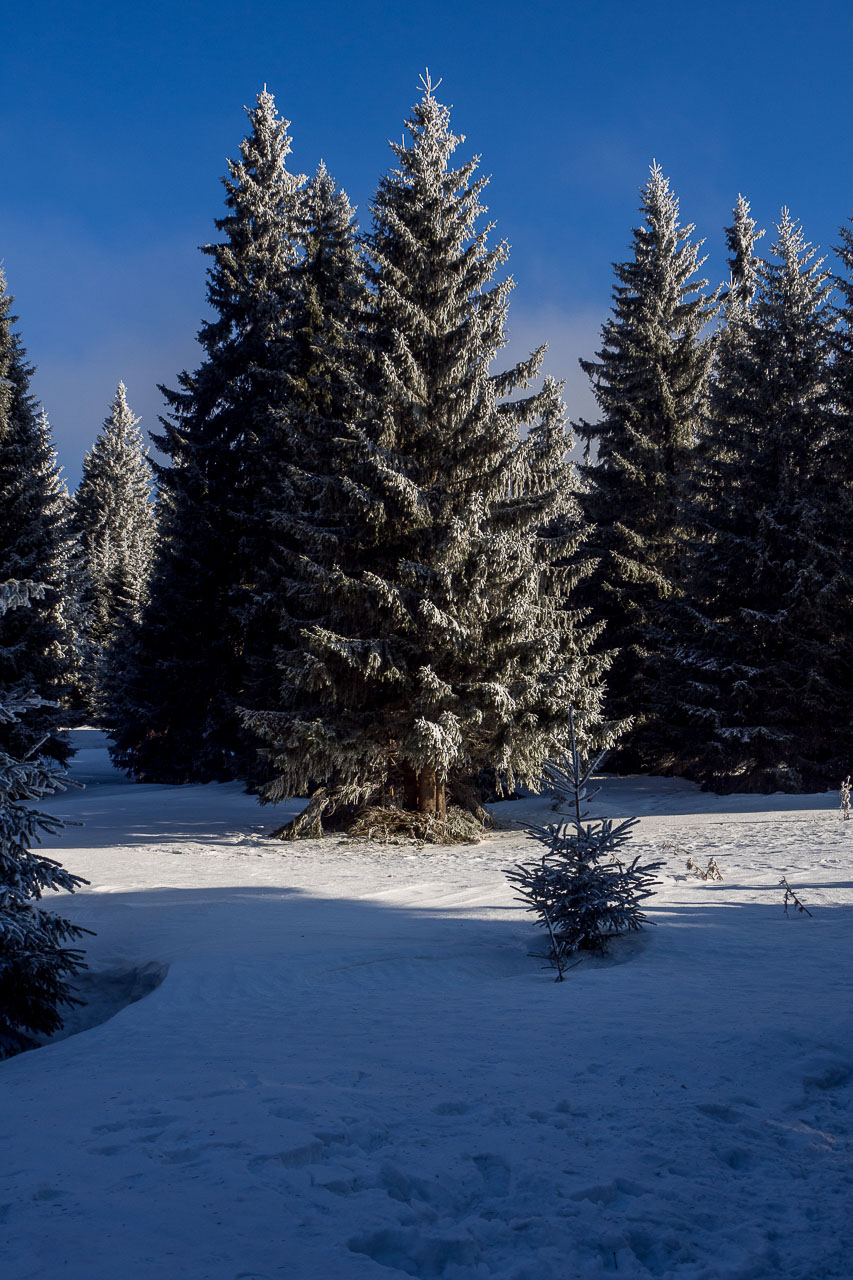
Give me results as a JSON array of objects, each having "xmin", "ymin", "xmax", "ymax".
[{"xmin": 3, "ymin": 76, "xmax": 853, "ymax": 835}]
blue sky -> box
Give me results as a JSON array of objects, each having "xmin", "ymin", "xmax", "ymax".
[{"xmin": 2, "ymin": 0, "xmax": 852, "ymax": 484}]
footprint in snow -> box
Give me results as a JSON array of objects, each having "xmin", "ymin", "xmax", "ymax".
[
  {"xmin": 253, "ymin": 1145, "xmax": 324, "ymax": 1171},
  {"xmin": 717, "ymin": 1146, "xmax": 755, "ymax": 1171},
  {"xmin": 570, "ymin": 1177, "xmax": 648, "ymax": 1206},
  {"xmin": 694, "ymin": 1102, "xmax": 744, "ymax": 1123},
  {"xmin": 432, "ymin": 1100, "xmax": 473, "ymax": 1116},
  {"xmin": 802, "ymin": 1060, "xmax": 852, "ymax": 1093},
  {"xmin": 93, "ymin": 1113, "xmax": 179, "ymax": 1134},
  {"xmin": 348, "ymin": 1226, "xmax": 481, "ymax": 1277},
  {"xmin": 471, "ymin": 1152, "xmax": 511, "ymax": 1196}
]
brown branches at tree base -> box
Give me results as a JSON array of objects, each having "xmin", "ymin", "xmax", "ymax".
[{"xmin": 269, "ymin": 791, "xmax": 488, "ymax": 845}]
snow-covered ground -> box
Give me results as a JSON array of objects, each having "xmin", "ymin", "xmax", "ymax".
[{"xmin": 3, "ymin": 730, "xmax": 852, "ymax": 1280}]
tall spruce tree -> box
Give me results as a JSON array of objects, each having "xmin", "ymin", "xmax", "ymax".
[
  {"xmin": 643, "ymin": 195, "xmax": 766, "ymax": 773},
  {"xmin": 576, "ymin": 164, "xmax": 718, "ymax": 759},
  {"xmin": 670, "ymin": 210, "xmax": 839, "ymax": 790},
  {"xmin": 244, "ymin": 76, "xmax": 609, "ymax": 835},
  {"xmin": 38, "ymin": 410, "xmax": 91, "ymax": 721},
  {"xmin": 73, "ymin": 382, "xmax": 155, "ymax": 648},
  {"xmin": 811, "ymin": 207, "xmax": 853, "ymax": 780},
  {"xmin": 237, "ymin": 161, "xmax": 370, "ymax": 726},
  {"xmin": 105, "ymin": 89, "xmax": 304, "ymax": 782},
  {"xmin": 0, "ymin": 271, "xmax": 76, "ymax": 764}
]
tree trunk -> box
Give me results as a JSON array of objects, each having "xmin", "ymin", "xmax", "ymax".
[
  {"xmin": 416, "ymin": 766, "xmax": 446, "ymax": 819},
  {"xmin": 401, "ymin": 761, "xmax": 419, "ymax": 810},
  {"xmin": 400, "ymin": 761, "xmax": 447, "ymax": 819},
  {"xmin": 417, "ymin": 764, "xmax": 437, "ymax": 815},
  {"xmin": 270, "ymin": 786, "xmax": 329, "ymax": 840}
]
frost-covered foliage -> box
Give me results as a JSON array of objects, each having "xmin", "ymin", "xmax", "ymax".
[
  {"xmin": 576, "ymin": 165, "xmax": 718, "ymax": 760},
  {"xmin": 244, "ymin": 77, "xmax": 609, "ymax": 833},
  {"xmin": 506, "ymin": 712, "xmax": 661, "ymax": 978},
  {"xmin": 0, "ymin": 579, "xmax": 89, "ymax": 1059},
  {"xmin": 237, "ymin": 160, "xmax": 370, "ymax": 736},
  {"xmin": 662, "ymin": 210, "xmax": 839, "ymax": 791},
  {"xmin": 724, "ymin": 194, "xmax": 765, "ymax": 317},
  {"xmin": 106, "ymin": 90, "xmax": 304, "ymax": 783},
  {"xmin": 827, "ymin": 214, "xmax": 853, "ymax": 759},
  {"xmin": 73, "ymin": 382, "xmax": 155, "ymax": 656},
  {"xmin": 685, "ymin": 855, "xmax": 722, "ymax": 881},
  {"xmin": 780, "ymin": 878, "xmax": 813, "ymax": 917},
  {"xmin": 641, "ymin": 196, "xmax": 766, "ymax": 776},
  {"xmin": 0, "ymin": 271, "xmax": 78, "ymax": 764}
]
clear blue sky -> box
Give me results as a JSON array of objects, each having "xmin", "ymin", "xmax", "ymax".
[{"xmin": 2, "ymin": 0, "xmax": 852, "ymax": 484}]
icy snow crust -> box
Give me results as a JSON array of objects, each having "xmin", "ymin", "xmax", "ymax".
[{"xmin": 2, "ymin": 731, "xmax": 852, "ymax": 1279}]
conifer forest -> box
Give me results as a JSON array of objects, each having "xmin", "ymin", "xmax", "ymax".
[
  {"xmin": 4, "ymin": 60, "xmax": 853, "ymax": 1280},
  {"xmin": 4, "ymin": 79, "xmax": 852, "ymax": 824}
]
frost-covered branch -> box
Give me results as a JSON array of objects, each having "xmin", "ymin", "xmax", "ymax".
[
  {"xmin": 780, "ymin": 877, "xmax": 813, "ymax": 918},
  {"xmin": 506, "ymin": 708, "xmax": 662, "ymax": 978}
]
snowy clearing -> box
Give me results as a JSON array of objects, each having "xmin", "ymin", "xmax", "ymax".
[{"xmin": 2, "ymin": 730, "xmax": 852, "ymax": 1280}]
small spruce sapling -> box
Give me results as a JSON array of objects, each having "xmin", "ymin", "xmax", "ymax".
[{"xmin": 505, "ymin": 710, "xmax": 662, "ymax": 979}]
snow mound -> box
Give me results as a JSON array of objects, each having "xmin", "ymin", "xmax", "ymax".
[{"xmin": 40, "ymin": 961, "xmax": 169, "ymax": 1048}]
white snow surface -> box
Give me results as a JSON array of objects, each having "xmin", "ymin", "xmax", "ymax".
[{"xmin": 3, "ymin": 730, "xmax": 852, "ymax": 1279}]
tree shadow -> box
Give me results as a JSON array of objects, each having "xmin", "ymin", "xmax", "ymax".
[{"xmin": 15, "ymin": 882, "xmax": 849, "ymax": 1062}]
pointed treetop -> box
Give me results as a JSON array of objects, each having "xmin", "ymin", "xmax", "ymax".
[
  {"xmin": 776, "ymin": 206, "xmax": 801, "ymax": 249},
  {"xmin": 237, "ymin": 86, "xmax": 296, "ymax": 178},
  {"xmin": 776, "ymin": 205, "xmax": 805, "ymax": 248},
  {"xmin": 252, "ymin": 83, "xmax": 283, "ymax": 123},
  {"xmin": 112, "ymin": 380, "xmax": 134, "ymax": 423},
  {"xmin": 381, "ymin": 74, "xmax": 471, "ymax": 188},
  {"xmin": 645, "ymin": 160, "xmax": 673, "ymax": 206},
  {"xmin": 732, "ymin": 193, "xmax": 762, "ymax": 239},
  {"xmin": 772, "ymin": 207, "xmax": 827, "ymax": 279},
  {"xmin": 724, "ymin": 194, "xmax": 764, "ymax": 313},
  {"xmin": 418, "ymin": 68, "xmax": 442, "ymax": 98},
  {"xmin": 641, "ymin": 160, "xmax": 694, "ymax": 237}
]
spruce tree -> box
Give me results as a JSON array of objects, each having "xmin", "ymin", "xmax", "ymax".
[
  {"xmin": 0, "ymin": 578, "xmax": 90, "ymax": 1058},
  {"xmin": 833, "ymin": 212, "xmax": 853, "ymax": 420},
  {"xmin": 505, "ymin": 709, "xmax": 661, "ymax": 977},
  {"xmin": 672, "ymin": 210, "xmax": 838, "ymax": 790},
  {"xmin": 73, "ymin": 382, "xmax": 155, "ymax": 651},
  {"xmin": 237, "ymin": 161, "xmax": 370, "ymax": 726},
  {"xmin": 576, "ymin": 164, "xmax": 718, "ymax": 759},
  {"xmin": 40, "ymin": 410, "xmax": 91, "ymax": 721},
  {"xmin": 724, "ymin": 194, "xmax": 765, "ymax": 316},
  {"xmin": 0, "ymin": 272, "xmax": 77, "ymax": 764},
  {"xmin": 244, "ymin": 76, "xmax": 609, "ymax": 835},
  {"xmin": 105, "ymin": 89, "xmax": 303, "ymax": 782},
  {"xmin": 644, "ymin": 195, "xmax": 765, "ymax": 773},
  {"xmin": 815, "ymin": 209, "xmax": 853, "ymax": 778}
]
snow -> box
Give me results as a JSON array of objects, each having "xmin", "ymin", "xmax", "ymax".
[{"xmin": 2, "ymin": 729, "xmax": 852, "ymax": 1279}]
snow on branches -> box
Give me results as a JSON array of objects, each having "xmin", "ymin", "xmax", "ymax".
[
  {"xmin": 0, "ymin": 580, "xmax": 91, "ymax": 1058},
  {"xmin": 506, "ymin": 710, "xmax": 662, "ymax": 980}
]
